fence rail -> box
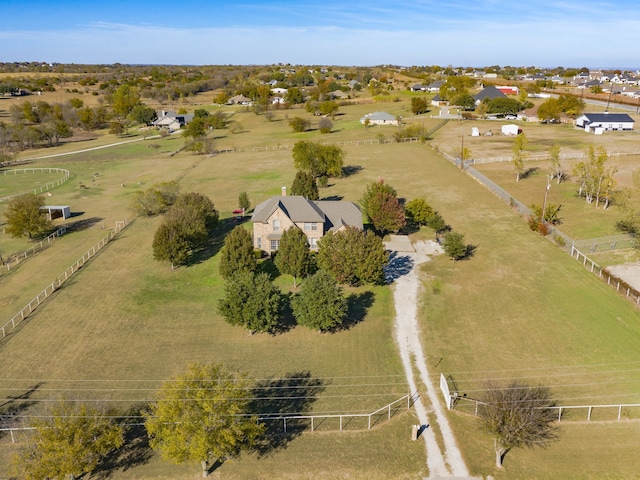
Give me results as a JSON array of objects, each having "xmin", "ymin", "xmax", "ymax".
[
  {"xmin": 573, "ymin": 233, "xmax": 637, "ymax": 253},
  {"xmin": 1, "ymin": 227, "xmax": 67, "ymax": 274},
  {"xmin": 472, "ymin": 149, "xmax": 640, "ymax": 165},
  {"xmin": 0, "ymin": 219, "xmax": 131, "ymax": 340},
  {"xmin": 570, "ymin": 246, "xmax": 640, "ymax": 307},
  {"xmin": 0, "ymin": 167, "xmax": 71, "ymax": 202},
  {"xmin": 0, "ymin": 394, "xmax": 414, "ymax": 443},
  {"xmin": 258, "ymin": 393, "xmax": 414, "ymax": 433},
  {"xmin": 453, "ymin": 396, "xmax": 640, "ymax": 422},
  {"xmin": 214, "ymin": 136, "xmax": 427, "ymax": 155}
]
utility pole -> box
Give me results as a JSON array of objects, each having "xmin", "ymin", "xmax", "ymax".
[
  {"xmin": 541, "ymin": 175, "xmax": 552, "ymax": 223},
  {"xmin": 460, "ymin": 133, "xmax": 464, "ymax": 170}
]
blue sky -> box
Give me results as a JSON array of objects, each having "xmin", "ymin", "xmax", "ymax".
[{"xmin": 1, "ymin": 0, "xmax": 639, "ymax": 68}]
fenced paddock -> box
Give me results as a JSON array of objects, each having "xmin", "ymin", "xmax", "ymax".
[
  {"xmin": 0, "ymin": 218, "xmax": 131, "ymax": 340},
  {"xmin": 0, "ymin": 168, "xmax": 70, "ymax": 202},
  {"xmin": 1, "ymin": 226, "xmax": 66, "ymax": 274},
  {"xmin": 570, "ymin": 246, "xmax": 640, "ymax": 307}
]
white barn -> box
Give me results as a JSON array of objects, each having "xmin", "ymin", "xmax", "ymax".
[{"xmin": 575, "ymin": 113, "xmax": 634, "ymax": 133}]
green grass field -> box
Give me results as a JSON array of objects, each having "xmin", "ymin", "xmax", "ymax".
[{"xmin": 1, "ymin": 97, "xmax": 640, "ymax": 479}]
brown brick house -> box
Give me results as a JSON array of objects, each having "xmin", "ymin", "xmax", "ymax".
[{"xmin": 252, "ymin": 189, "xmax": 363, "ymax": 254}]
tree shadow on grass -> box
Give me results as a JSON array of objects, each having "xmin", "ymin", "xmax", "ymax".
[
  {"xmin": 188, "ymin": 216, "xmax": 247, "ymax": 266},
  {"xmin": 341, "ymin": 165, "xmax": 363, "ymax": 177},
  {"xmin": 521, "ymin": 167, "xmax": 539, "ymax": 180},
  {"xmin": 0, "ymin": 383, "xmax": 43, "ymax": 438},
  {"xmin": 93, "ymin": 405, "xmax": 152, "ymax": 478},
  {"xmin": 64, "ymin": 216, "xmax": 104, "ymax": 232},
  {"xmin": 340, "ymin": 290, "xmax": 375, "ymax": 331},
  {"xmin": 249, "ymin": 372, "xmax": 326, "ymax": 457},
  {"xmin": 268, "ymin": 291, "xmax": 297, "ymax": 336}
]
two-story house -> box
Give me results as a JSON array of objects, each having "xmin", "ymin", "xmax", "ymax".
[{"xmin": 252, "ymin": 188, "xmax": 363, "ymax": 254}]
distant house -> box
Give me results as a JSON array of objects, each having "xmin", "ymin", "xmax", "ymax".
[
  {"xmin": 431, "ymin": 94, "xmax": 448, "ymax": 107},
  {"xmin": 252, "ymin": 189, "xmax": 363, "ymax": 253},
  {"xmin": 410, "ymin": 84, "xmax": 426, "ymax": 92},
  {"xmin": 575, "ymin": 113, "xmax": 634, "ymax": 133},
  {"xmin": 473, "ymin": 86, "xmax": 507, "ymax": 106},
  {"xmin": 360, "ymin": 111, "xmax": 398, "ymax": 125},
  {"xmin": 152, "ymin": 110, "xmax": 194, "ymax": 131},
  {"xmin": 271, "ymin": 87, "xmax": 288, "ymax": 95},
  {"xmin": 425, "ymin": 81, "xmax": 444, "ymax": 92},
  {"xmin": 227, "ymin": 94, "xmax": 252, "ymax": 105},
  {"xmin": 329, "ymin": 90, "xmax": 348, "ymax": 100}
]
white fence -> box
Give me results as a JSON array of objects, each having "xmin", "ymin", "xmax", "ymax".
[
  {"xmin": 214, "ymin": 136, "xmax": 427, "ymax": 155},
  {"xmin": 570, "ymin": 246, "xmax": 640, "ymax": 307},
  {"xmin": 472, "ymin": 149, "xmax": 640, "ymax": 165},
  {"xmin": 0, "ymin": 167, "xmax": 71, "ymax": 202},
  {"xmin": 0, "ymin": 219, "xmax": 131, "ymax": 340},
  {"xmin": 0, "ymin": 394, "xmax": 415, "ymax": 443},
  {"xmin": 1, "ymin": 227, "xmax": 67, "ymax": 273},
  {"xmin": 258, "ymin": 393, "xmax": 415, "ymax": 433},
  {"xmin": 453, "ymin": 396, "xmax": 640, "ymax": 423}
]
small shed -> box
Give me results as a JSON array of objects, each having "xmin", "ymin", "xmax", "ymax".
[
  {"xmin": 471, "ymin": 127, "xmax": 480, "ymax": 137},
  {"xmin": 501, "ymin": 124, "xmax": 520, "ymax": 136},
  {"xmin": 42, "ymin": 205, "xmax": 71, "ymax": 220}
]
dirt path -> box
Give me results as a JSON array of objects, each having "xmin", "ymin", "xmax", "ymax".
[{"xmin": 386, "ymin": 238, "xmax": 470, "ymax": 478}]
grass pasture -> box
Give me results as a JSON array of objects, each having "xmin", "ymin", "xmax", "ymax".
[{"xmin": 0, "ymin": 98, "xmax": 640, "ymax": 478}]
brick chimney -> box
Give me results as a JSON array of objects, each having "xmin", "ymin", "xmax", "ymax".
[{"xmin": 281, "ymin": 186, "xmax": 287, "ymax": 196}]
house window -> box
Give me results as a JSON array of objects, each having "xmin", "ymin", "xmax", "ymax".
[
  {"xmin": 273, "ymin": 219, "xmax": 280, "ymax": 232},
  {"xmin": 257, "ymin": 237, "xmax": 262, "ymax": 249},
  {"xmin": 310, "ymin": 238, "xmax": 318, "ymax": 250},
  {"xmin": 270, "ymin": 240, "xmax": 280, "ymax": 251},
  {"xmin": 304, "ymin": 222, "xmax": 318, "ymax": 231}
]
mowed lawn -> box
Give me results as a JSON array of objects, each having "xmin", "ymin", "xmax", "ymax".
[
  {"xmin": 0, "ymin": 144, "xmax": 424, "ymax": 477},
  {"xmin": 1, "ymin": 117, "xmax": 640, "ymax": 478}
]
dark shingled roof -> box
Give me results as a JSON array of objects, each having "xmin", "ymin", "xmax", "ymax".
[
  {"xmin": 252, "ymin": 195, "xmax": 363, "ymax": 231},
  {"xmin": 580, "ymin": 113, "xmax": 634, "ymax": 123}
]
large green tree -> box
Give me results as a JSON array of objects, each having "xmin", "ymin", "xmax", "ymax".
[
  {"xmin": 152, "ymin": 220, "xmax": 192, "ymax": 269},
  {"xmin": 274, "ymin": 226, "xmax": 314, "ymax": 287},
  {"xmin": 218, "ymin": 225, "xmax": 257, "ymax": 279},
  {"xmin": 144, "ymin": 363, "xmax": 264, "ymax": 477},
  {"xmin": 442, "ymin": 231, "xmax": 467, "ymax": 261},
  {"xmin": 405, "ymin": 198, "xmax": 435, "ymax": 226},
  {"xmin": 111, "ymin": 84, "xmax": 140, "ymax": 118},
  {"xmin": 217, "ymin": 271, "xmax": 284, "ymax": 333},
  {"xmin": 316, "ymin": 227, "xmax": 387, "ymax": 286},
  {"xmin": 292, "ymin": 140, "xmax": 345, "ymax": 180},
  {"xmin": 365, "ymin": 189, "xmax": 406, "ymax": 234},
  {"xmin": 4, "ymin": 193, "xmax": 51, "ymax": 239},
  {"xmin": 166, "ymin": 192, "xmax": 219, "ymax": 246},
  {"xmin": 477, "ymin": 381, "xmax": 559, "ymax": 468},
  {"xmin": 360, "ymin": 179, "xmax": 405, "ymax": 233},
  {"xmin": 290, "ymin": 170, "xmax": 319, "ymax": 200},
  {"xmin": 130, "ymin": 181, "xmax": 181, "ymax": 216},
  {"xmin": 292, "ymin": 270, "xmax": 348, "ymax": 332},
  {"xmin": 537, "ymin": 98, "xmax": 562, "ymax": 123},
  {"xmin": 13, "ymin": 402, "xmax": 124, "ymax": 480},
  {"xmin": 410, "ymin": 97, "xmax": 428, "ymax": 115}
]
